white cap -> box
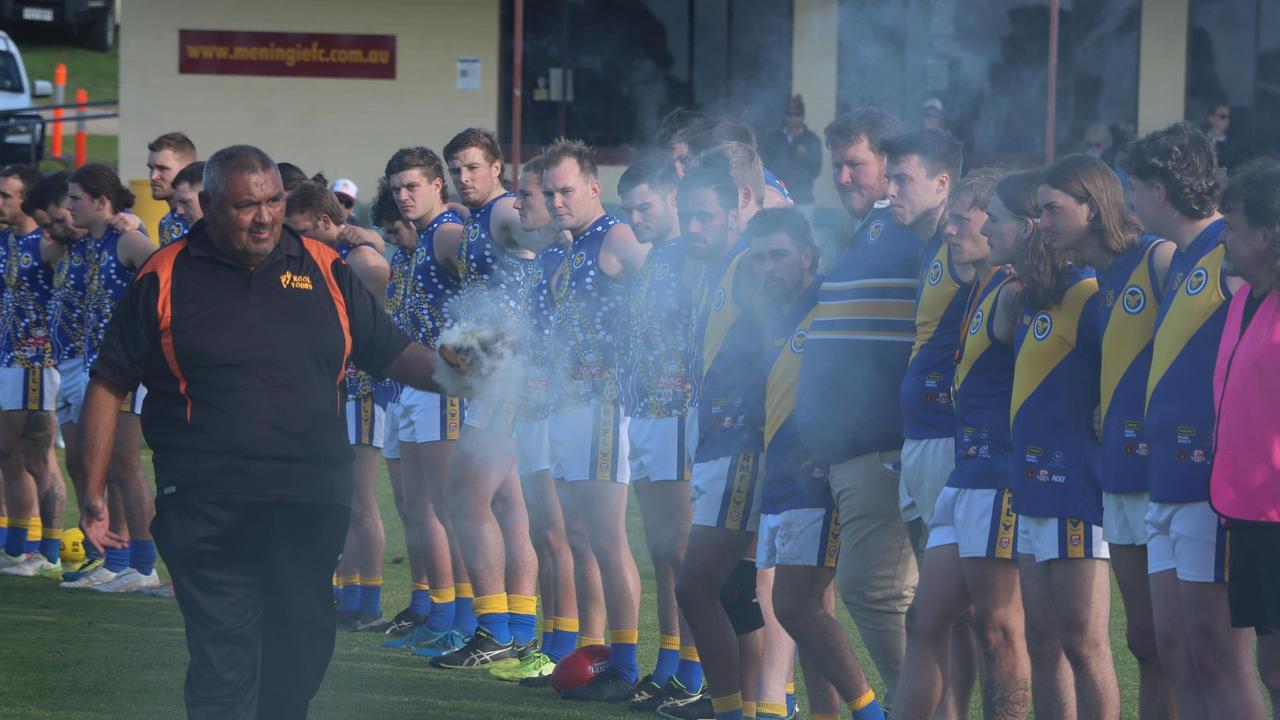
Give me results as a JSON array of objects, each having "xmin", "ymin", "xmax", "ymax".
[
  {"xmin": 331, "ymin": 178, "xmax": 358, "ymax": 203},
  {"xmin": 923, "ymin": 97, "xmax": 944, "ymax": 114}
]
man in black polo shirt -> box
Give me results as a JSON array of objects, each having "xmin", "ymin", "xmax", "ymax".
[{"xmin": 76, "ymin": 145, "xmax": 457, "ymax": 720}]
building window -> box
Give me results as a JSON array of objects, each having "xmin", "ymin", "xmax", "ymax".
[
  {"xmin": 500, "ymin": 0, "xmax": 792, "ymax": 163},
  {"xmin": 1188, "ymin": 0, "xmax": 1278, "ymax": 167}
]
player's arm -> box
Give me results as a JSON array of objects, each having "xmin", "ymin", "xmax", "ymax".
[
  {"xmin": 118, "ymin": 230, "xmax": 157, "ymax": 271},
  {"xmin": 992, "ymin": 280, "xmax": 1023, "ymax": 346},
  {"xmin": 108, "ymin": 212, "xmax": 143, "ymax": 234},
  {"xmin": 598, "ymin": 222, "xmax": 649, "ymax": 282},
  {"xmin": 433, "ymin": 222, "xmax": 464, "ymax": 276},
  {"xmin": 338, "ymin": 224, "xmax": 386, "ymax": 254},
  {"xmin": 492, "ymin": 197, "xmax": 547, "ymax": 254},
  {"xmin": 346, "ymin": 244, "xmax": 391, "ymax": 307},
  {"xmin": 1150, "ymin": 239, "xmax": 1177, "ymax": 297}
]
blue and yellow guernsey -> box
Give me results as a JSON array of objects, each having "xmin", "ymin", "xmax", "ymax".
[
  {"xmin": 949, "ymin": 266, "xmax": 1016, "ymax": 490},
  {"xmin": 797, "ymin": 206, "xmax": 921, "ymax": 464},
  {"xmin": 404, "ymin": 210, "xmax": 465, "ymax": 348},
  {"xmin": 550, "ymin": 215, "xmax": 627, "ymax": 410},
  {"xmin": 1010, "ymin": 266, "xmax": 1103, "ymax": 522},
  {"xmin": 48, "ymin": 236, "xmax": 92, "ymax": 363},
  {"xmin": 761, "ymin": 278, "xmax": 830, "ymax": 514},
  {"xmin": 0, "ymin": 228, "xmax": 57, "ymax": 369},
  {"xmin": 336, "ymin": 240, "xmax": 380, "ymax": 402},
  {"xmin": 624, "ymin": 237, "xmax": 693, "ymax": 419},
  {"xmin": 516, "ymin": 244, "xmax": 566, "ymax": 421},
  {"xmin": 158, "ymin": 209, "xmax": 189, "ymax": 248},
  {"xmin": 381, "ymin": 245, "xmax": 413, "ymax": 405},
  {"xmin": 456, "ymin": 192, "xmax": 534, "ymax": 325},
  {"xmin": 1098, "ymin": 235, "xmax": 1169, "ymax": 493},
  {"xmin": 901, "ymin": 231, "xmax": 970, "ymax": 439},
  {"xmin": 692, "ymin": 237, "xmax": 764, "ymax": 462},
  {"xmin": 1145, "ymin": 219, "xmax": 1231, "ymax": 503},
  {"xmin": 84, "ymin": 228, "xmax": 138, "ymax": 367}
]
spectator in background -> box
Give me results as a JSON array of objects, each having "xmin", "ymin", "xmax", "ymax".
[
  {"xmin": 762, "ymin": 95, "xmax": 822, "ymax": 216},
  {"xmin": 332, "ymin": 178, "xmax": 360, "ymax": 225},
  {"xmin": 1212, "ymin": 158, "xmax": 1280, "ymax": 709},
  {"xmin": 1203, "ymin": 102, "xmax": 1247, "ymax": 171},
  {"xmin": 1082, "ymin": 122, "xmax": 1116, "ymax": 165},
  {"xmin": 922, "ymin": 98, "xmax": 946, "ymax": 131}
]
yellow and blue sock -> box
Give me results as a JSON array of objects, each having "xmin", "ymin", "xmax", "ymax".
[
  {"xmin": 608, "ymin": 629, "xmax": 639, "ymax": 684},
  {"xmin": 426, "ymin": 586, "xmax": 456, "ymax": 632},
  {"xmin": 743, "ymin": 700, "xmax": 756, "ymax": 719},
  {"xmin": 455, "ymin": 582, "xmax": 477, "ymax": 635},
  {"xmin": 786, "ymin": 682, "xmax": 797, "ymax": 716},
  {"xmin": 129, "ymin": 539, "xmax": 156, "ymax": 575},
  {"xmin": 549, "ymin": 617, "xmax": 579, "ymax": 661},
  {"xmin": 24, "ymin": 517, "xmax": 41, "ymax": 554},
  {"xmin": 338, "ymin": 575, "xmax": 361, "ymax": 613},
  {"xmin": 540, "ymin": 618, "xmax": 555, "ymax": 650},
  {"xmin": 358, "ymin": 577, "xmax": 383, "ymax": 617},
  {"xmin": 409, "ymin": 582, "xmax": 431, "ymax": 617},
  {"xmin": 0, "ymin": 515, "xmax": 7, "ymax": 546},
  {"xmin": 578, "ymin": 635, "xmax": 604, "ymax": 648},
  {"xmin": 38, "ymin": 527, "xmax": 62, "ymax": 564},
  {"xmin": 474, "ymin": 593, "xmax": 512, "ymax": 644},
  {"xmin": 757, "ymin": 701, "xmax": 788, "ymax": 720},
  {"xmin": 712, "ymin": 691, "xmax": 744, "ymax": 720},
  {"xmin": 676, "ymin": 644, "xmax": 703, "ymax": 691},
  {"xmin": 104, "ymin": 542, "xmax": 130, "ymax": 573},
  {"xmin": 848, "ymin": 690, "xmax": 885, "ymax": 720},
  {"xmin": 3, "ymin": 517, "xmax": 27, "ymax": 556},
  {"xmin": 653, "ymin": 634, "xmax": 680, "ymax": 686},
  {"xmin": 508, "ymin": 594, "xmax": 538, "ymax": 645}
]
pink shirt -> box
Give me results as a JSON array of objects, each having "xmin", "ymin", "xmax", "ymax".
[{"xmin": 1211, "ymin": 285, "xmax": 1280, "ymax": 522}]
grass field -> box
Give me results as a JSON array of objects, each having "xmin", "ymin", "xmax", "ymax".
[{"xmin": 0, "ymin": 452, "xmax": 1186, "ymax": 720}]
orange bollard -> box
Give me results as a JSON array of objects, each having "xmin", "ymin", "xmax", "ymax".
[
  {"xmin": 74, "ymin": 88, "xmax": 87, "ymax": 168},
  {"xmin": 51, "ymin": 63, "xmax": 66, "ymax": 158}
]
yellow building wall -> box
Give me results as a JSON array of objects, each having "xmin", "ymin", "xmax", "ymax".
[
  {"xmin": 1137, "ymin": 0, "xmax": 1190, "ymax": 135},
  {"xmin": 791, "ymin": 0, "xmax": 839, "ymax": 213},
  {"xmin": 118, "ymin": 0, "xmax": 501, "ymax": 230}
]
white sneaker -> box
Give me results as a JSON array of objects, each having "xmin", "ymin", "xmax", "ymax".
[
  {"xmin": 92, "ymin": 567, "xmax": 161, "ymax": 593},
  {"xmin": 1, "ymin": 554, "xmax": 61, "ymax": 577},
  {"xmin": 60, "ymin": 564, "xmax": 118, "ymax": 589},
  {"xmin": 0, "ymin": 551, "xmax": 30, "ymax": 569}
]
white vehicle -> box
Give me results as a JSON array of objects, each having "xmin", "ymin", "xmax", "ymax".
[{"xmin": 0, "ymin": 30, "xmax": 53, "ymax": 164}]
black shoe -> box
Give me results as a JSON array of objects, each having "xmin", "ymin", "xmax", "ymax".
[
  {"xmin": 561, "ymin": 667, "xmax": 638, "ymax": 703},
  {"xmin": 355, "ymin": 612, "xmax": 392, "ymax": 633},
  {"xmin": 628, "ymin": 674, "xmax": 668, "ymax": 711},
  {"xmin": 513, "ymin": 636, "xmax": 538, "ymax": 659},
  {"xmin": 518, "ymin": 673, "xmax": 555, "ymax": 689},
  {"xmin": 656, "ymin": 679, "xmax": 712, "ymax": 720},
  {"xmin": 335, "ymin": 610, "xmax": 361, "ymax": 632},
  {"xmin": 382, "ymin": 607, "xmax": 425, "ymax": 636},
  {"xmin": 430, "ymin": 627, "xmax": 518, "ymax": 669}
]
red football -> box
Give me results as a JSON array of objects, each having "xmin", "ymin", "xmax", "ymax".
[{"xmin": 550, "ymin": 644, "xmax": 611, "ymax": 694}]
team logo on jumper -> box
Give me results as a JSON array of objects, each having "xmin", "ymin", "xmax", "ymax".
[
  {"xmin": 867, "ymin": 220, "xmax": 884, "ymax": 243},
  {"xmin": 466, "ymin": 222, "xmax": 481, "ymax": 242},
  {"xmin": 655, "ymin": 263, "xmax": 671, "ymax": 280},
  {"xmin": 531, "ymin": 267, "xmax": 544, "ymax": 285},
  {"xmin": 927, "ymin": 260, "xmax": 943, "ymax": 286},
  {"xmin": 789, "ymin": 329, "xmax": 808, "ymax": 354},
  {"xmin": 1186, "ymin": 268, "xmax": 1209, "ymax": 296},
  {"xmin": 968, "ymin": 309, "xmax": 984, "ymax": 335},
  {"xmin": 572, "ymin": 251, "xmax": 587, "ymax": 270},
  {"xmin": 19, "ymin": 252, "xmax": 32, "ymax": 268},
  {"xmin": 1032, "ymin": 313, "xmax": 1052, "ymax": 341},
  {"xmin": 1122, "ymin": 285, "xmax": 1146, "ymax": 314},
  {"xmin": 713, "ymin": 287, "xmax": 726, "ymax": 312},
  {"xmin": 279, "ymin": 271, "xmax": 313, "ymax": 290}
]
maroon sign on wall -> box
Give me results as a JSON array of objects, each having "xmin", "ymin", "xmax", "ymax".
[{"xmin": 179, "ymin": 30, "xmax": 396, "ymax": 80}]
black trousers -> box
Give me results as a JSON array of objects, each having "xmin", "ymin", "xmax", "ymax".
[{"xmin": 152, "ymin": 499, "xmax": 349, "ymax": 720}]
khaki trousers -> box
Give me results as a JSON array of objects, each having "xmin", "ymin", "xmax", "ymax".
[{"xmin": 829, "ymin": 449, "xmax": 918, "ymax": 704}]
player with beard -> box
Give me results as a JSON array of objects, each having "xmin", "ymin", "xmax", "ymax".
[
  {"xmin": 147, "ymin": 132, "xmax": 198, "ymax": 247},
  {"xmin": 615, "ymin": 152, "xmax": 706, "ymax": 710},
  {"xmin": 432, "ymin": 128, "xmax": 547, "ymax": 671}
]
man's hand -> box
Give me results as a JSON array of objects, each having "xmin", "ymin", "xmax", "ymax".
[
  {"xmin": 80, "ymin": 496, "xmax": 127, "ymax": 555},
  {"xmin": 109, "ymin": 212, "xmax": 143, "ymax": 234},
  {"xmin": 337, "ymin": 224, "xmax": 385, "ymax": 253}
]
